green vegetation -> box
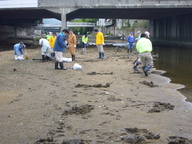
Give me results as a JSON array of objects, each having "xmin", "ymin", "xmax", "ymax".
[
  {"xmin": 68, "ymin": 19, "xmax": 98, "ymax": 35},
  {"xmin": 132, "ymin": 20, "xmax": 148, "ymax": 28},
  {"xmin": 119, "ymin": 20, "xmax": 149, "ymax": 30}
]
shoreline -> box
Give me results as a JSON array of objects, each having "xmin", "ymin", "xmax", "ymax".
[{"xmin": 0, "ymin": 47, "xmax": 192, "ymax": 144}]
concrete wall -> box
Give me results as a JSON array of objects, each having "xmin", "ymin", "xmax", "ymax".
[
  {"xmin": 39, "ymin": 0, "xmax": 190, "ymax": 8},
  {"xmin": 153, "ymin": 13, "xmax": 192, "ymax": 41},
  {"xmin": 0, "ymin": 25, "xmax": 34, "ymax": 40},
  {"xmin": 0, "ymin": 26, "xmax": 15, "ymax": 40}
]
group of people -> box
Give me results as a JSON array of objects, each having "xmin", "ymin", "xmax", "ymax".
[{"xmin": 13, "ymin": 28, "xmax": 152, "ymax": 76}]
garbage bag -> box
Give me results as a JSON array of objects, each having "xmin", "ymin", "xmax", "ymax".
[{"xmin": 73, "ymin": 63, "xmax": 82, "ymax": 70}]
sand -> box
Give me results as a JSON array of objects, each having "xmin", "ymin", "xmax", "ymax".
[{"xmin": 0, "ymin": 46, "xmax": 192, "ymax": 144}]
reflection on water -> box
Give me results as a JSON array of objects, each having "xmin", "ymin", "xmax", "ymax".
[{"xmin": 153, "ymin": 46, "xmax": 192, "ymax": 102}]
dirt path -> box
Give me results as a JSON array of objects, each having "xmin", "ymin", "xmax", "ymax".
[{"xmin": 0, "ymin": 47, "xmax": 192, "ymax": 144}]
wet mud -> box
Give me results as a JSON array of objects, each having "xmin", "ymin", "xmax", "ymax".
[
  {"xmin": 87, "ymin": 72, "xmax": 113, "ymax": 75},
  {"xmin": 75, "ymin": 83, "xmax": 110, "ymax": 88},
  {"xmin": 148, "ymin": 101, "xmax": 175, "ymax": 113},
  {"xmin": 122, "ymin": 127, "xmax": 160, "ymax": 143},
  {"xmin": 167, "ymin": 136, "xmax": 192, "ymax": 144},
  {"xmin": 0, "ymin": 47, "xmax": 192, "ymax": 144},
  {"xmin": 62, "ymin": 104, "xmax": 94, "ymax": 115},
  {"xmin": 139, "ymin": 80, "xmax": 158, "ymax": 87}
]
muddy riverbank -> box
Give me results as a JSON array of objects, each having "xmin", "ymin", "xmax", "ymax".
[{"xmin": 0, "ymin": 47, "xmax": 192, "ymax": 144}]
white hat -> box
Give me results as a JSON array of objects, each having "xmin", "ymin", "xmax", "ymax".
[
  {"xmin": 137, "ymin": 31, "xmax": 141, "ymax": 33},
  {"xmin": 145, "ymin": 31, "xmax": 150, "ymax": 38}
]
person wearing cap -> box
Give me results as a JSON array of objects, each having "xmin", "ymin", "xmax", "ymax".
[
  {"xmin": 145, "ymin": 31, "xmax": 150, "ymax": 38},
  {"xmin": 53, "ymin": 29, "xmax": 69, "ymax": 70},
  {"xmin": 136, "ymin": 33, "xmax": 153, "ymax": 76},
  {"xmin": 135, "ymin": 31, "xmax": 141, "ymax": 41},
  {"xmin": 68, "ymin": 30, "xmax": 77, "ymax": 61},
  {"xmin": 46, "ymin": 32, "xmax": 52, "ymax": 40},
  {"xmin": 94, "ymin": 29, "xmax": 105, "ymax": 59},
  {"xmin": 127, "ymin": 32, "xmax": 135, "ymax": 53},
  {"xmin": 39, "ymin": 38, "xmax": 51, "ymax": 62},
  {"xmin": 14, "ymin": 42, "xmax": 26, "ymax": 60}
]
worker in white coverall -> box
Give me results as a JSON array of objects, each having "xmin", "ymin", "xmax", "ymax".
[{"xmin": 39, "ymin": 38, "xmax": 51, "ymax": 62}]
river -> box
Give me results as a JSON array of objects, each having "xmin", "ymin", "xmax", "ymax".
[{"xmin": 153, "ymin": 46, "xmax": 192, "ymax": 102}]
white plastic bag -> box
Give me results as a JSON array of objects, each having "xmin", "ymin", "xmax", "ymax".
[
  {"xmin": 73, "ymin": 63, "xmax": 82, "ymax": 70},
  {"xmin": 17, "ymin": 56, "xmax": 24, "ymax": 60},
  {"xmin": 63, "ymin": 57, "xmax": 72, "ymax": 63}
]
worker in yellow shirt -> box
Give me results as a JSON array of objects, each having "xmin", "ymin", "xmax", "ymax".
[
  {"xmin": 82, "ymin": 33, "xmax": 88, "ymax": 52},
  {"xmin": 49, "ymin": 32, "xmax": 56, "ymax": 59},
  {"xmin": 49, "ymin": 32, "xmax": 56, "ymax": 49},
  {"xmin": 136, "ymin": 33, "xmax": 153, "ymax": 76},
  {"xmin": 94, "ymin": 29, "xmax": 105, "ymax": 59}
]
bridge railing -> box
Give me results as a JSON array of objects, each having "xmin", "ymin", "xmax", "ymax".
[
  {"xmin": 140, "ymin": 0, "xmax": 191, "ymax": 4},
  {"xmin": 37, "ymin": 22, "xmax": 96, "ymax": 28}
]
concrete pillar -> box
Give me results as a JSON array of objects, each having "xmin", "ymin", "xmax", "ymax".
[{"xmin": 61, "ymin": 8, "xmax": 67, "ymax": 30}]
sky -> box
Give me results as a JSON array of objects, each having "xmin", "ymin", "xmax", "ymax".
[{"xmin": 43, "ymin": 18, "xmax": 61, "ymax": 24}]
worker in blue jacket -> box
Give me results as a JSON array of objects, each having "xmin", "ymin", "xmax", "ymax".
[
  {"xmin": 53, "ymin": 29, "xmax": 69, "ymax": 70},
  {"xmin": 14, "ymin": 42, "xmax": 26, "ymax": 60},
  {"xmin": 127, "ymin": 32, "xmax": 135, "ymax": 53}
]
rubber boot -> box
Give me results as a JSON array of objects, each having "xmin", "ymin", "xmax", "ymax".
[
  {"xmin": 72, "ymin": 55, "xmax": 75, "ymax": 61},
  {"xmin": 14, "ymin": 55, "xmax": 18, "ymax": 60},
  {"xmin": 55, "ymin": 61, "xmax": 59, "ymax": 69},
  {"xmin": 42, "ymin": 55, "xmax": 45, "ymax": 62},
  {"xmin": 45, "ymin": 56, "xmax": 50, "ymax": 61},
  {"xmin": 144, "ymin": 65, "xmax": 151, "ymax": 72},
  {"xmin": 60, "ymin": 62, "xmax": 67, "ymax": 70},
  {"xmin": 101, "ymin": 52, "xmax": 104, "ymax": 59},
  {"xmin": 97, "ymin": 52, "xmax": 101, "ymax": 59},
  {"xmin": 133, "ymin": 66, "xmax": 138, "ymax": 71},
  {"xmin": 142, "ymin": 66, "xmax": 148, "ymax": 76}
]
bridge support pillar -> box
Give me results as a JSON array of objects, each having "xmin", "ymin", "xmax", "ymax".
[{"xmin": 61, "ymin": 9, "xmax": 67, "ymax": 30}]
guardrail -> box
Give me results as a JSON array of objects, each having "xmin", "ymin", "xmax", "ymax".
[
  {"xmin": 37, "ymin": 22, "xmax": 96, "ymax": 28},
  {"xmin": 140, "ymin": 0, "xmax": 190, "ymax": 3}
]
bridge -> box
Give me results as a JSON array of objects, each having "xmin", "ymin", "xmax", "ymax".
[
  {"xmin": 1, "ymin": 0, "xmax": 192, "ymax": 27},
  {"xmin": 38, "ymin": 22, "xmax": 96, "ymax": 28},
  {"xmin": 36, "ymin": 22, "xmax": 96, "ymax": 32},
  {"xmin": 1, "ymin": 0, "xmax": 192, "ymax": 44}
]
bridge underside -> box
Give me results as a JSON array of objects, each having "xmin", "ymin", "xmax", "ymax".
[
  {"xmin": 0, "ymin": 9, "xmax": 60, "ymax": 26},
  {"xmin": 67, "ymin": 8, "xmax": 192, "ymax": 20},
  {"xmin": 1, "ymin": 7, "xmax": 192, "ymax": 25}
]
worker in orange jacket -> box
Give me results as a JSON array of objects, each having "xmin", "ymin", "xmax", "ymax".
[{"xmin": 68, "ymin": 30, "xmax": 77, "ymax": 61}]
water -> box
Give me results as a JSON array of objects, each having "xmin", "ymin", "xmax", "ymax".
[{"xmin": 153, "ymin": 46, "xmax": 192, "ymax": 102}]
